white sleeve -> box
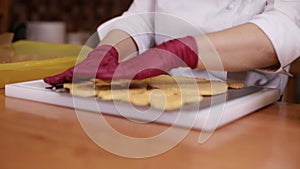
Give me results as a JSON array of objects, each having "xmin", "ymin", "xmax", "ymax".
[
  {"xmin": 97, "ymin": 0, "xmax": 155, "ymax": 53},
  {"xmin": 248, "ymin": 0, "xmax": 300, "ymax": 74}
]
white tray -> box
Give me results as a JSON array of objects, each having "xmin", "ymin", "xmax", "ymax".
[{"xmin": 5, "ymin": 80, "xmax": 280, "ymax": 131}]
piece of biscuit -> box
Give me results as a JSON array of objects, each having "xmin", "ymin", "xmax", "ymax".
[
  {"xmin": 93, "ymin": 78, "xmax": 149, "ymax": 90},
  {"xmin": 92, "ymin": 78, "xmax": 111, "ymax": 86},
  {"xmin": 149, "ymin": 80, "xmax": 228, "ymax": 96},
  {"xmin": 64, "ymin": 81, "xmax": 98, "ymax": 97},
  {"xmin": 149, "ymin": 75, "xmax": 205, "ymax": 85},
  {"xmin": 226, "ymin": 81, "xmax": 244, "ymax": 89},
  {"xmin": 97, "ymin": 88, "xmax": 150, "ymax": 106},
  {"xmin": 63, "ymin": 75, "xmax": 231, "ymax": 110},
  {"xmin": 149, "ymin": 88, "xmax": 203, "ymax": 111},
  {"xmin": 196, "ymin": 81, "xmax": 228, "ymax": 95}
]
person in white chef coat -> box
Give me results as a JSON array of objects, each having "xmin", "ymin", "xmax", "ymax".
[{"xmin": 44, "ymin": 0, "xmax": 300, "ymax": 94}]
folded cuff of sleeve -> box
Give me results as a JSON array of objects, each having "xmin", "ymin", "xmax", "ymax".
[
  {"xmin": 97, "ymin": 12, "xmax": 155, "ymax": 54},
  {"xmin": 248, "ymin": 9, "xmax": 300, "ymax": 76}
]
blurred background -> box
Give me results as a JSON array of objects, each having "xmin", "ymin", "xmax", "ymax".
[{"xmin": 1, "ymin": 0, "xmax": 133, "ymax": 43}]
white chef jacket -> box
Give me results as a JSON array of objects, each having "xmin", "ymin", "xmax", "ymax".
[{"xmin": 97, "ymin": 0, "xmax": 300, "ymax": 94}]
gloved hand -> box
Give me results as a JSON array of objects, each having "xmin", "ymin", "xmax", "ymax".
[
  {"xmin": 43, "ymin": 45, "xmax": 118, "ymax": 85},
  {"xmin": 97, "ymin": 36, "xmax": 199, "ymax": 80},
  {"xmin": 44, "ymin": 36, "xmax": 199, "ymax": 84}
]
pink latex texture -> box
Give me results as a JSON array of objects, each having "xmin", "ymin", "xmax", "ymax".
[
  {"xmin": 97, "ymin": 36, "xmax": 199, "ymax": 80},
  {"xmin": 43, "ymin": 45, "xmax": 118, "ymax": 85},
  {"xmin": 44, "ymin": 36, "xmax": 198, "ymax": 85}
]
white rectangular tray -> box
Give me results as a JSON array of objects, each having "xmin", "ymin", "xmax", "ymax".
[{"xmin": 5, "ymin": 80, "xmax": 280, "ymax": 131}]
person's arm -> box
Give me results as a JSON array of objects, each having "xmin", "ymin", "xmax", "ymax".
[
  {"xmin": 102, "ymin": 23, "xmax": 279, "ymax": 72},
  {"xmin": 195, "ymin": 23, "xmax": 279, "ymax": 72},
  {"xmin": 88, "ymin": 23, "xmax": 282, "ymax": 80},
  {"xmin": 100, "ymin": 23, "xmax": 279, "ymax": 73},
  {"xmin": 97, "ymin": 0, "xmax": 155, "ymax": 61},
  {"xmin": 99, "ymin": 29, "xmax": 138, "ymax": 61}
]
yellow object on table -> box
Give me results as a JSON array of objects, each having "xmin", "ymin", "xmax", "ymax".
[{"xmin": 0, "ymin": 40, "xmax": 91, "ymax": 88}]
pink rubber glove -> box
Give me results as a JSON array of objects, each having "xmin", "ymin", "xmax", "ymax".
[
  {"xmin": 44, "ymin": 36, "xmax": 198, "ymax": 84},
  {"xmin": 97, "ymin": 36, "xmax": 199, "ymax": 80},
  {"xmin": 43, "ymin": 45, "xmax": 118, "ymax": 85}
]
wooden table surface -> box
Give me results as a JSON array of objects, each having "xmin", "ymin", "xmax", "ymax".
[{"xmin": 1, "ymin": 88, "xmax": 300, "ymax": 169}]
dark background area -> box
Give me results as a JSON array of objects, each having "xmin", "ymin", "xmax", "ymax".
[{"xmin": 8, "ymin": 0, "xmax": 133, "ymax": 40}]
